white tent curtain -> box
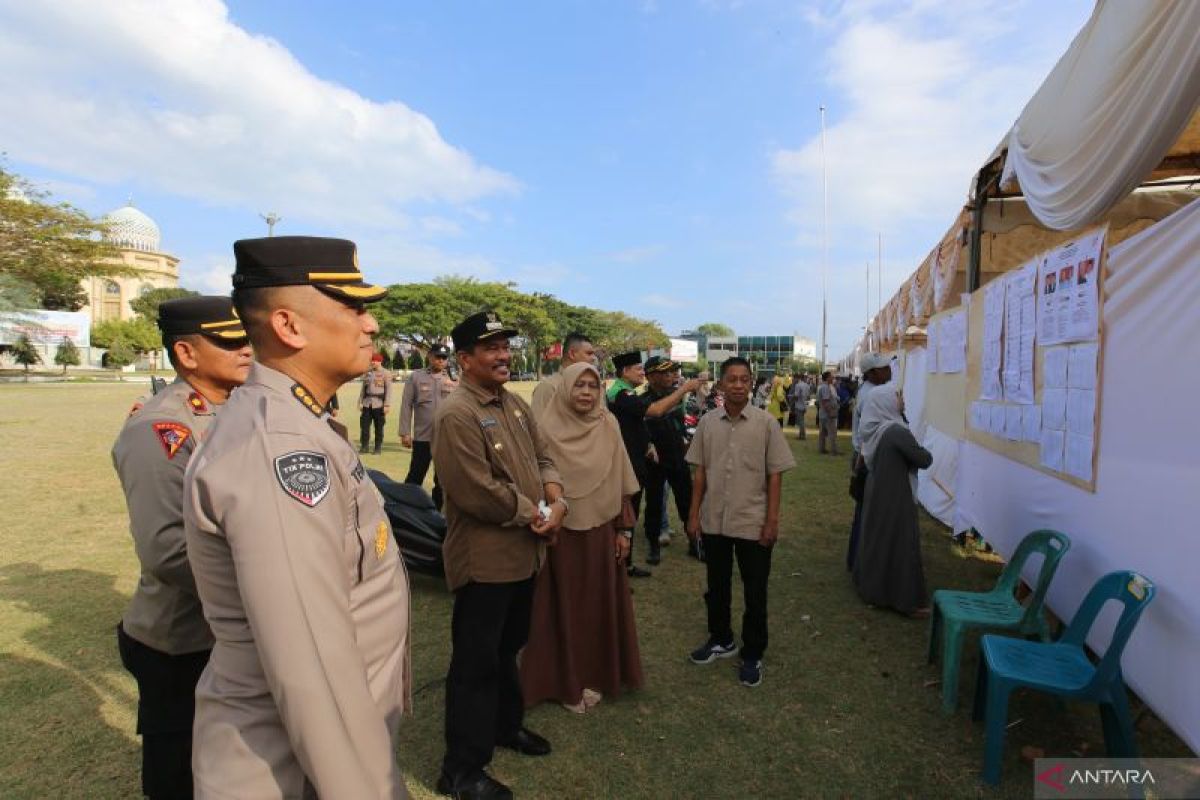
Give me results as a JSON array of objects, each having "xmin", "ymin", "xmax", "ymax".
[
  {"xmin": 954, "ymin": 196, "xmax": 1200, "ymax": 753},
  {"xmin": 1000, "ymin": 0, "xmax": 1200, "ymax": 230}
]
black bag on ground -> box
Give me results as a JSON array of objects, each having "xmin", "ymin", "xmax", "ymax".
[{"xmin": 848, "ymin": 464, "xmax": 868, "ymax": 503}]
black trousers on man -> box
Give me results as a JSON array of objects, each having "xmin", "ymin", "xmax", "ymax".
[
  {"xmin": 443, "ymin": 578, "xmax": 535, "ymax": 780},
  {"xmin": 404, "ymin": 439, "xmax": 443, "ymax": 509},
  {"xmin": 117, "ymin": 623, "xmax": 210, "ymax": 800},
  {"xmin": 701, "ymin": 534, "xmax": 772, "ymax": 661},
  {"xmin": 360, "ymin": 406, "xmax": 386, "ymax": 452},
  {"xmin": 643, "ymin": 456, "xmax": 691, "ymax": 551}
]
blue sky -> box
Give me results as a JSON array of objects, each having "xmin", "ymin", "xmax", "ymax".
[{"xmin": 0, "ymin": 0, "xmax": 1093, "ymax": 359}]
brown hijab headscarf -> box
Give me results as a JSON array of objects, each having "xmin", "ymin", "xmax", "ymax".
[{"xmin": 537, "ymin": 362, "xmax": 640, "ymax": 531}]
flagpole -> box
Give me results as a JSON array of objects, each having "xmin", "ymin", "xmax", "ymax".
[{"xmin": 820, "ymin": 104, "xmax": 828, "ymax": 369}]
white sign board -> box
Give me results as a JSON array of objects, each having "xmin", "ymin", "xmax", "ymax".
[
  {"xmin": 669, "ymin": 338, "xmax": 699, "ymax": 362},
  {"xmin": 0, "ymin": 309, "xmax": 91, "ymax": 348}
]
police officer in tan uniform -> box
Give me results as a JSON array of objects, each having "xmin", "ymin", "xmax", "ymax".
[
  {"xmin": 399, "ymin": 342, "xmax": 456, "ymax": 508},
  {"xmin": 529, "ymin": 331, "xmax": 596, "ymax": 419},
  {"xmin": 113, "ymin": 296, "xmax": 251, "ymax": 799},
  {"xmin": 433, "ymin": 311, "xmax": 565, "ymax": 800},
  {"xmin": 359, "ymin": 352, "xmax": 393, "ymax": 454},
  {"xmin": 183, "ymin": 236, "xmax": 411, "ymax": 799}
]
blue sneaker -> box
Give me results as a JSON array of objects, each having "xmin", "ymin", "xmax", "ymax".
[
  {"xmin": 689, "ymin": 637, "xmax": 737, "ymax": 664},
  {"xmin": 739, "ymin": 659, "xmax": 763, "ymax": 687}
]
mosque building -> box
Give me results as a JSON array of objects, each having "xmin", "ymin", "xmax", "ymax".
[{"xmin": 83, "ymin": 202, "xmax": 180, "ymax": 323}]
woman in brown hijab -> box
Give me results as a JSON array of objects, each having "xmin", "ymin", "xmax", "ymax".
[{"xmin": 521, "ymin": 362, "xmax": 644, "ymax": 713}]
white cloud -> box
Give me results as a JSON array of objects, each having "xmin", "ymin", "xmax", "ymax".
[
  {"xmin": 642, "ymin": 293, "xmax": 683, "ymax": 309},
  {"xmin": 0, "ymin": 0, "xmax": 517, "ymax": 229},
  {"xmin": 772, "ymin": 0, "xmax": 1091, "ymax": 356},
  {"xmin": 604, "ymin": 244, "xmax": 666, "ymax": 264},
  {"xmin": 180, "ymin": 255, "xmax": 235, "ymax": 294}
]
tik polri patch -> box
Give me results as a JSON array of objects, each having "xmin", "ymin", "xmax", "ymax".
[{"xmin": 274, "ymin": 451, "xmax": 331, "ymax": 507}]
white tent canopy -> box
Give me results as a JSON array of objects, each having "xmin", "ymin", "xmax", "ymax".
[{"xmin": 999, "ymin": 0, "xmax": 1200, "ymax": 230}]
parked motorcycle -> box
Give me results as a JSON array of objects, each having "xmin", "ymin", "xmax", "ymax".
[{"xmin": 368, "ymin": 469, "xmax": 447, "ymax": 579}]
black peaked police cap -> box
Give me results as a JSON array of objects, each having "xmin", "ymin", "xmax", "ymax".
[
  {"xmin": 231, "ymin": 236, "xmax": 387, "ymax": 303},
  {"xmin": 612, "ymin": 351, "xmax": 642, "ymax": 370},
  {"xmin": 158, "ymin": 296, "xmax": 247, "ymax": 341},
  {"xmin": 452, "ymin": 311, "xmax": 518, "ymax": 351},
  {"xmin": 643, "ymin": 355, "xmax": 678, "ymax": 373},
  {"xmin": 429, "ymin": 344, "xmax": 451, "ymax": 358}
]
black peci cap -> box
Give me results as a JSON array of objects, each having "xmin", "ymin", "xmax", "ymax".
[
  {"xmin": 451, "ymin": 311, "xmax": 518, "ymax": 351},
  {"xmin": 429, "ymin": 343, "xmax": 451, "ymax": 358},
  {"xmin": 643, "ymin": 355, "xmax": 678, "ymax": 373},
  {"xmin": 231, "ymin": 236, "xmax": 386, "ymax": 302},
  {"xmin": 612, "ymin": 351, "xmax": 642, "ymax": 370},
  {"xmin": 158, "ymin": 296, "xmax": 247, "ymax": 341}
]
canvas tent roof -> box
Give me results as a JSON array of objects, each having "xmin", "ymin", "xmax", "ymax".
[{"xmin": 993, "ymin": 0, "xmax": 1200, "ymax": 230}]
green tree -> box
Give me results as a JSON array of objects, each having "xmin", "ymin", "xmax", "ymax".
[
  {"xmin": 104, "ymin": 338, "xmax": 136, "ymax": 380},
  {"xmin": 10, "ymin": 333, "xmax": 41, "ymax": 378},
  {"xmin": 129, "ymin": 287, "xmax": 199, "ymax": 321},
  {"xmin": 374, "ymin": 282, "xmax": 466, "ymax": 350},
  {"xmin": 407, "ymin": 350, "xmax": 424, "ymax": 370},
  {"xmin": 696, "ymin": 322, "xmax": 735, "ymax": 337},
  {"xmin": 593, "ymin": 310, "xmax": 670, "ymax": 355},
  {"xmin": 54, "ymin": 337, "xmax": 80, "ymax": 374},
  {"xmin": 91, "ymin": 317, "xmax": 161, "ymax": 354},
  {"xmin": 0, "ymin": 163, "xmax": 124, "ymax": 311}
]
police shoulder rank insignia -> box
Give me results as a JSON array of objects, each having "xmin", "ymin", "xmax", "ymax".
[
  {"xmin": 153, "ymin": 422, "xmax": 191, "ymax": 459},
  {"xmin": 187, "ymin": 392, "xmax": 210, "ymax": 414},
  {"xmin": 274, "ymin": 451, "xmax": 331, "ymax": 507},
  {"xmin": 127, "ymin": 401, "xmax": 143, "ymax": 418},
  {"xmin": 375, "ymin": 520, "xmax": 388, "ymax": 559}
]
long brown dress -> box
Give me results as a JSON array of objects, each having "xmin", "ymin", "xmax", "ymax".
[{"xmin": 520, "ymin": 512, "xmax": 644, "ymax": 707}]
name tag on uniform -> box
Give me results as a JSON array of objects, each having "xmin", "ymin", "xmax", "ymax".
[{"xmin": 479, "ymin": 418, "xmax": 498, "ymax": 429}]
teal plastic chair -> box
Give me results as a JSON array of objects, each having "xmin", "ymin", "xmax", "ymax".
[
  {"xmin": 927, "ymin": 529, "xmax": 1071, "ymax": 712},
  {"xmin": 972, "ymin": 571, "xmax": 1155, "ymax": 786}
]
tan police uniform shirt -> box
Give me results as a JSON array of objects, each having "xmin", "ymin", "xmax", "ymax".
[
  {"xmin": 432, "ymin": 378, "xmax": 562, "ymax": 592},
  {"xmin": 530, "ymin": 372, "xmax": 563, "ymax": 420},
  {"xmin": 184, "ymin": 363, "xmax": 411, "ymax": 799},
  {"xmin": 113, "ymin": 378, "xmax": 218, "ymax": 655},
  {"xmin": 685, "ymin": 404, "xmax": 796, "ymax": 540},
  {"xmin": 398, "ymin": 368, "xmax": 456, "ymax": 441},
  {"xmin": 358, "ymin": 365, "xmax": 394, "ymax": 410}
]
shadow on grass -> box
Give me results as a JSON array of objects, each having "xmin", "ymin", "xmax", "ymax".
[
  {"xmin": 0, "ymin": 563, "xmax": 139, "ymax": 799},
  {"xmin": 0, "ymin": 563, "xmax": 131, "ymax": 680}
]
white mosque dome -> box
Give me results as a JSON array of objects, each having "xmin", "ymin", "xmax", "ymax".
[{"xmin": 103, "ymin": 202, "xmax": 161, "ymax": 252}]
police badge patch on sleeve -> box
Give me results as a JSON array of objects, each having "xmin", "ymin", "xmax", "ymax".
[
  {"xmin": 153, "ymin": 422, "xmax": 191, "ymax": 459},
  {"xmin": 274, "ymin": 451, "xmax": 331, "ymax": 507}
]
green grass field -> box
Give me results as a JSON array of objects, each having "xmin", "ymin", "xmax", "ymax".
[{"xmin": 0, "ymin": 381, "xmax": 1190, "ymax": 798}]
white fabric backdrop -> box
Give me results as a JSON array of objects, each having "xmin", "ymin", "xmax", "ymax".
[
  {"xmin": 1000, "ymin": 0, "xmax": 1200, "ymax": 230},
  {"xmin": 956, "ymin": 197, "xmax": 1200, "ymax": 753},
  {"xmin": 917, "ymin": 426, "xmax": 960, "ymax": 531}
]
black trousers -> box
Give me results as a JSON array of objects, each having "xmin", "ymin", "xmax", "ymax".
[
  {"xmin": 701, "ymin": 534, "xmax": 773, "ymax": 661},
  {"xmin": 443, "ymin": 578, "xmax": 535, "ymax": 778},
  {"xmin": 360, "ymin": 407, "xmax": 386, "ymax": 450},
  {"xmin": 117, "ymin": 624, "xmax": 210, "ymax": 800},
  {"xmin": 404, "ymin": 439, "xmax": 443, "ymax": 509},
  {"xmin": 643, "ymin": 456, "xmax": 691, "ymax": 549}
]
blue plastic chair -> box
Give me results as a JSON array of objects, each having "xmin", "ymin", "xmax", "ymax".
[
  {"xmin": 928, "ymin": 529, "xmax": 1071, "ymax": 712},
  {"xmin": 972, "ymin": 571, "xmax": 1155, "ymax": 785}
]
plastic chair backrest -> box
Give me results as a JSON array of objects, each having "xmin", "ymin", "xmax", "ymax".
[
  {"xmin": 1060, "ymin": 571, "xmax": 1156, "ymax": 689},
  {"xmin": 995, "ymin": 530, "xmax": 1071, "ymax": 625}
]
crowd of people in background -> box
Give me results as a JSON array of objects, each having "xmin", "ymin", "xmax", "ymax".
[{"xmin": 109, "ymin": 232, "xmax": 934, "ymax": 800}]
